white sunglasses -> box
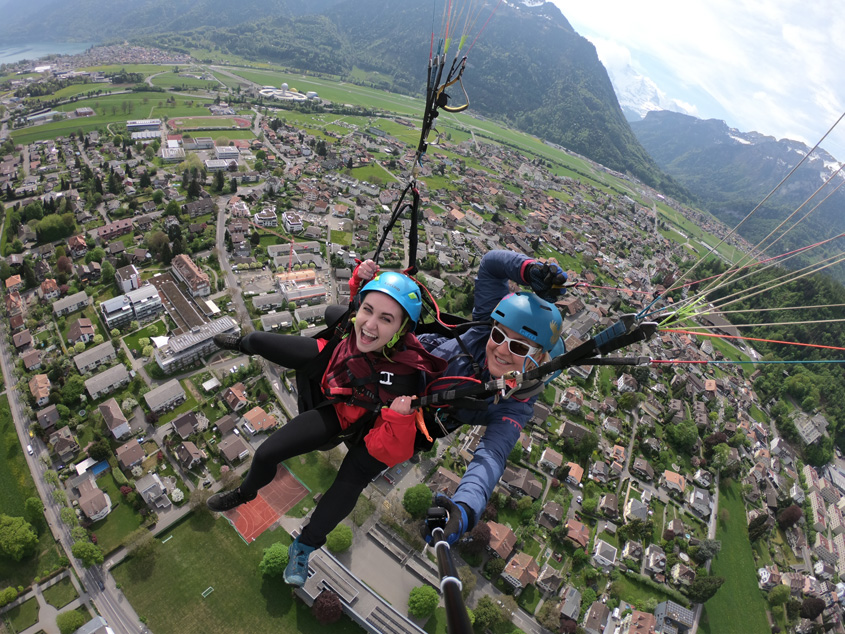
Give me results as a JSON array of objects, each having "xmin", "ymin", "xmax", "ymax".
[{"xmin": 490, "ymin": 325, "xmax": 542, "ymax": 357}]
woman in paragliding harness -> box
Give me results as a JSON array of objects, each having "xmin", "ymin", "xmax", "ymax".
[{"xmin": 206, "ymin": 264, "xmax": 447, "ymax": 587}]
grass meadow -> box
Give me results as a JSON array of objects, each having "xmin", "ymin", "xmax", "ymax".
[
  {"xmin": 112, "ymin": 512, "xmax": 362, "ymax": 634},
  {"xmin": 700, "ymin": 481, "xmax": 770, "ymax": 634}
]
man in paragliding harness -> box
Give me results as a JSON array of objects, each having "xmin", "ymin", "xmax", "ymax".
[
  {"xmin": 206, "ymin": 265, "xmax": 447, "ymax": 586},
  {"xmin": 415, "ymin": 249, "xmax": 568, "ymax": 546}
]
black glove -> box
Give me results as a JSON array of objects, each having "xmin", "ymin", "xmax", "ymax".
[
  {"xmin": 422, "ymin": 494, "xmax": 470, "ymax": 545},
  {"xmin": 524, "ymin": 261, "xmax": 568, "ymax": 301}
]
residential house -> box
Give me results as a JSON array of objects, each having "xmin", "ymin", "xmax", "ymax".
[
  {"xmin": 171, "ymin": 254, "xmax": 210, "ymax": 297},
  {"xmin": 39, "ymin": 278, "xmax": 60, "ymax": 299},
  {"xmin": 644, "ymin": 544, "xmax": 667, "ymax": 578},
  {"xmin": 219, "ymin": 435, "xmax": 250, "ymax": 464},
  {"xmin": 22, "ymin": 349, "xmax": 41, "ymax": 371},
  {"xmin": 135, "ymin": 472, "xmax": 171, "ymax": 510},
  {"xmin": 36, "ymin": 405, "xmax": 60, "ymax": 434},
  {"xmin": 67, "ymin": 317, "xmax": 96, "ymax": 344},
  {"xmin": 565, "ymin": 519, "xmax": 590, "ymax": 549},
  {"xmin": 176, "ymin": 441, "xmax": 204, "ymax": 470},
  {"xmin": 661, "ymin": 470, "xmax": 687, "ymax": 496},
  {"xmin": 5, "ymin": 274, "xmax": 22, "ymax": 293},
  {"xmin": 115, "ymin": 264, "xmax": 141, "ymax": 293},
  {"xmin": 539, "ymin": 447, "xmax": 563, "ymax": 473},
  {"xmin": 29, "ymin": 374, "xmax": 51, "ymax": 407},
  {"xmin": 693, "ymin": 469, "xmax": 713, "ymax": 488},
  {"xmin": 76, "ymin": 476, "xmax": 110, "ymax": 522},
  {"xmin": 501, "ymin": 466, "xmax": 543, "ymax": 499},
  {"xmin": 73, "ymin": 341, "xmax": 116, "ymax": 374},
  {"xmin": 625, "ymin": 497, "xmax": 648, "ymax": 522},
  {"xmin": 223, "ymin": 383, "xmax": 248, "ymax": 411},
  {"xmin": 689, "ymin": 486, "xmax": 713, "ymax": 517},
  {"xmin": 670, "ymin": 562, "xmax": 696, "ymax": 587},
  {"xmin": 487, "ymin": 521, "xmax": 517, "ymax": 559},
  {"xmin": 535, "ymin": 563, "xmax": 563, "ymax": 596},
  {"xmin": 566, "ymin": 462, "xmax": 584, "ymax": 486},
  {"xmin": 172, "ymin": 412, "xmax": 199, "ymax": 440},
  {"xmin": 98, "ymin": 399, "xmax": 130, "ymax": 440},
  {"xmin": 654, "ymin": 601, "xmax": 695, "ymax": 633},
  {"xmin": 242, "ymin": 406, "xmax": 277, "ymax": 434},
  {"xmin": 501, "ymin": 552, "xmax": 539, "ymax": 594},
  {"xmin": 590, "ymin": 461, "xmax": 609, "ymax": 483},
  {"xmin": 427, "ymin": 466, "xmax": 462, "ymax": 498},
  {"xmin": 13, "ymin": 329, "xmax": 32, "ymax": 350},
  {"xmin": 85, "ymin": 364, "xmax": 130, "ymax": 399},
  {"xmin": 599, "ymin": 493, "xmax": 618, "ymax": 519},
  {"xmin": 620, "ymin": 610, "xmax": 656, "ymax": 634},
  {"xmin": 559, "ymin": 586, "xmax": 582, "ymax": 628},
  {"xmin": 215, "ymin": 413, "xmax": 238, "ymax": 436},
  {"xmin": 622, "ymin": 540, "xmax": 643, "ymax": 562},
  {"xmin": 116, "ymin": 439, "xmax": 145, "ymax": 470},
  {"xmin": 592, "ymin": 539, "xmax": 617, "ymax": 568},
  {"xmin": 49, "ymin": 427, "xmax": 78, "ymax": 462},
  {"xmin": 538, "ymin": 501, "xmax": 564, "ymax": 530},
  {"xmin": 631, "ymin": 457, "xmax": 655, "ymax": 481},
  {"xmin": 583, "ymin": 602, "xmax": 610, "ymax": 634},
  {"xmin": 52, "ymin": 290, "xmax": 89, "ymax": 316},
  {"xmin": 144, "ymin": 379, "xmax": 186, "ymax": 414}
]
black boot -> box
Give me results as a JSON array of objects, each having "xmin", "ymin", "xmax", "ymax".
[
  {"xmin": 213, "ymin": 333, "xmax": 243, "ymax": 352},
  {"xmin": 206, "ymin": 487, "xmax": 256, "ymax": 512}
]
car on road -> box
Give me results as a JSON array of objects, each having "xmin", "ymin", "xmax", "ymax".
[
  {"xmin": 97, "ymin": 580, "xmax": 105, "ymax": 591},
  {"xmin": 576, "ymin": 495, "xmax": 582, "ymax": 504}
]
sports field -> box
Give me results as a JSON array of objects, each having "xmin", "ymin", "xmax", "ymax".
[{"xmin": 112, "ymin": 512, "xmax": 362, "ymax": 634}]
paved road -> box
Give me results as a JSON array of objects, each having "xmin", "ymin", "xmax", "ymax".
[{"xmin": 0, "ymin": 309, "xmax": 146, "ymax": 633}]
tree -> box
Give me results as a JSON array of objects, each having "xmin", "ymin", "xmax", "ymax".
[
  {"xmin": 474, "ymin": 596, "xmax": 504, "ymax": 630},
  {"xmin": 485, "ymin": 556, "xmax": 506, "ymax": 576},
  {"xmin": 777, "ymin": 505, "xmax": 803, "ymax": 529},
  {"xmin": 402, "ymin": 484, "xmax": 433, "ymax": 519},
  {"xmin": 667, "ymin": 420, "xmax": 699, "ymax": 454},
  {"xmin": 312, "ymin": 589, "xmax": 343, "ymax": 624},
  {"xmin": 56, "ymin": 610, "xmax": 87, "ymax": 634},
  {"xmin": 0, "ymin": 515, "xmax": 38, "ymax": 560},
  {"xmin": 23, "ymin": 497, "xmax": 45, "ymax": 531},
  {"xmin": 460, "ymin": 521, "xmax": 490, "ymax": 556},
  {"xmin": 800, "ymin": 597, "xmax": 825, "ymax": 620},
  {"xmin": 408, "ymin": 585, "xmax": 439, "ymax": 618},
  {"xmin": 458, "ymin": 565, "xmax": 476, "ymax": 599},
  {"xmin": 60, "ymin": 507, "xmax": 77, "ymax": 526},
  {"xmin": 711, "ymin": 443, "xmax": 733, "ymax": 473},
  {"xmin": 581, "ymin": 496, "xmax": 598, "ymax": 514},
  {"xmin": 693, "ymin": 539, "xmax": 722, "ymax": 563},
  {"xmin": 538, "ymin": 600, "xmax": 561, "ymax": 630},
  {"xmin": 258, "ymin": 541, "xmax": 289, "ymax": 577},
  {"xmin": 687, "ymin": 575, "xmax": 725, "ymax": 603},
  {"xmin": 71, "ymin": 540, "xmax": 104, "ymax": 567},
  {"xmin": 325, "ymin": 524, "xmax": 353, "ymax": 553},
  {"xmin": 768, "ymin": 584, "xmax": 790, "ymax": 607}
]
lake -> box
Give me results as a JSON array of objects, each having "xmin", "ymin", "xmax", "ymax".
[{"xmin": 0, "ymin": 42, "xmax": 94, "ymax": 66}]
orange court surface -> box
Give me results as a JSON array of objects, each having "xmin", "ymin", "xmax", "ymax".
[{"xmin": 224, "ymin": 463, "xmax": 309, "ymax": 543}]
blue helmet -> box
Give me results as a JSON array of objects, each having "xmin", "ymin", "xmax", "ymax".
[
  {"xmin": 360, "ymin": 271, "xmax": 422, "ymax": 331},
  {"xmin": 491, "ymin": 292, "xmax": 563, "ymax": 353}
]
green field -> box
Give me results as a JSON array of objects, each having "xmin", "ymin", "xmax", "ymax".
[
  {"xmin": 89, "ymin": 472, "xmax": 144, "ymax": 555},
  {"xmin": 170, "ymin": 117, "xmax": 240, "ymax": 128},
  {"xmin": 701, "ymin": 482, "xmax": 769, "ymax": 634},
  {"xmin": 0, "ymin": 394, "xmax": 36, "ymax": 518},
  {"xmin": 123, "ymin": 320, "xmax": 167, "ymax": 353},
  {"xmin": 41, "ymin": 575, "xmax": 79, "ymax": 609},
  {"xmin": 2, "ymin": 595, "xmax": 39, "ymax": 633},
  {"xmin": 150, "ymin": 73, "xmax": 219, "ymax": 91},
  {"xmin": 112, "ymin": 512, "xmax": 362, "ymax": 634},
  {"xmin": 189, "ymin": 129, "xmax": 255, "ymax": 140}
]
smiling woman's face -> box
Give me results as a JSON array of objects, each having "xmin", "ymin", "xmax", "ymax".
[
  {"xmin": 485, "ymin": 322, "xmax": 543, "ymax": 376},
  {"xmin": 354, "ymin": 291, "xmax": 405, "ymax": 353}
]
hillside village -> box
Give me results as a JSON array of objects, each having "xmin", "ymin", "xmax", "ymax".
[{"xmin": 1, "ymin": 46, "xmax": 844, "ymax": 634}]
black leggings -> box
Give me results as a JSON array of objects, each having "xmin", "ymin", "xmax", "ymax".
[
  {"xmin": 235, "ymin": 311, "xmax": 385, "ymax": 548},
  {"xmin": 238, "ymin": 406, "xmax": 386, "ymax": 549}
]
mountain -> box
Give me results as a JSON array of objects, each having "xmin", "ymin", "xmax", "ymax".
[
  {"xmin": 0, "ymin": 0, "xmax": 688, "ymax": 199},
  {"xmin": 602, "ymin": 63, "xmax": 696, "ymax": 123},
  {"xmin": 630, "ymin": 110, "xmax": 845, "ymax": 277}
]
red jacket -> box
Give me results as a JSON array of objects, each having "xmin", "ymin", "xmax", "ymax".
[{"xmin": 320, "ymin": 330, "xmax": 447, "ymax": 467}]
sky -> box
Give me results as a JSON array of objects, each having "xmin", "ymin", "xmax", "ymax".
[{"xmin": 551, "ymin": 0, "xmax": 845, "ymax": 160}]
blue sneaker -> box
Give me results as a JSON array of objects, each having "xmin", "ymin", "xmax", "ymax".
[{"xmin": 284, "ymin": 537, "xmax": 316, "ymax": 587}]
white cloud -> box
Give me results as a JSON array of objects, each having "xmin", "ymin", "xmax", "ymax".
[{"xmin": 551, "ymin": 0, "xmax": 845, "ymax": 157}]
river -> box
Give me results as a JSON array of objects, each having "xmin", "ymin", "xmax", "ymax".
[{"xmin": 0, "ymin": 42, "xmax": 94, "ymax": 66}]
